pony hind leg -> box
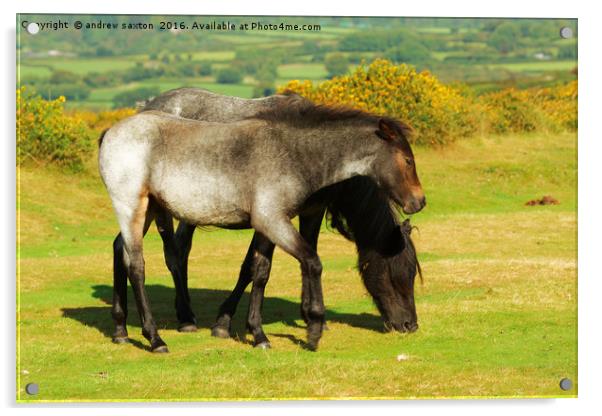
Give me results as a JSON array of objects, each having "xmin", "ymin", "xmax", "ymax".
[
  {"xmin": 115, "ymin": 194, "xmax": 168, "ymax": 353},
  {"xmin": 111, "ymin": 232, "xmax": 129, "ymax": 343},
  {"xmin": 155, "ymin": 211, "xmax": 197, "ymax": 332}
]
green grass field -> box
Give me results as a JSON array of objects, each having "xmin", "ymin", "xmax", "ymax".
[
  {"xmin": 17, "ymin": 132, "xmax": 577, "ymax": 401},
  {"xmin": 26, "ymin": 57, "xmax": 139, "ymax": 75},
  {"xmin": 188, "ymin": 51, "xmax": 236, "ymax": 61},
  {"xmin": 489, "ymin": 60, "xmax": 577, "ymax": 72},
  {"xmin": 19, "ymin": 64, "xmax": 53, "ymax": 78},
  {"xmin": 78, "ymin": 79, "xmax": 256, "ymax": 109},
  {"xmin": 277, "ymin": 63, "xmax": 329, "ymax": 80}
]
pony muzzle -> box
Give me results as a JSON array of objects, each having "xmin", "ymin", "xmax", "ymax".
[{"xmin": 402, "ymin": 194, "xmax": 426, "ymax": 215}]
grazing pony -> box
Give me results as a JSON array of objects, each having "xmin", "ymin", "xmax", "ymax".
[
  {"xmin": 101, "ymin": 90, "xmax": 425, "ymax": 352},
  {"xmin": 208, "ymin": 176, "xmax": 423, "ymax": 348},
  {"xmin": 146, "ymin": 89, "xmax": 425, "ymax": 337}
]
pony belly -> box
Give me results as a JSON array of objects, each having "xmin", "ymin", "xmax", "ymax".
[
  {"xmin": 150, "ymin": 177, "xmax": 251, "ymax": 228},
  {"xmin": 160, "ymin": 195, "xmax": 251, "ymax": 227}
]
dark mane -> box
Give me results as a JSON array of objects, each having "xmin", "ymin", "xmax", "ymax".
[
  {"xmin": 308, "ymin": 176, "xmax": 422, "ymax": 282},
  {"xmin": 316, "ymin": 176, "xmax": 402, "ymax": 254},
  {"xmin": 251, "ymin": 95, "xmax": 413, "ymax": 145}
]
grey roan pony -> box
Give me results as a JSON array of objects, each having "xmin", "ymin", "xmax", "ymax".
[
  {"xmin": 142, "ymin": 89, "xmax": 422, "ymax": 343},
  {"xmin": 99, "ymin": 92, "xmax": 425, "ymax": 352}
]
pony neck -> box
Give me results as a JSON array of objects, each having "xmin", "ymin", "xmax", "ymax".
[{"xmin": 291, "ymin": 122, "xmax": 381, "ymax": 193}]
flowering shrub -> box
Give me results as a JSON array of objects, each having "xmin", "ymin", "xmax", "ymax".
[
  {"xmin": 478, "ymin": 80, "xmax": 577, "ymax": 134},
  {"xmin": 17, "ymin": 87, "xmax": 92, "ymax": 171},
  {"xmin": 533, "ymin": 80, "xmax": 577, "ymax": 131},
  {"xmin": 478, "ymin": 88, "xmax": 542, "ymax": 134},
  {"xmin": 279, "ymin": 59, "xmax": 476, "ymax": 145},
  {"xmin": 71, "ymin": 108, "xmax": 137, "ymax": 133},
  {"xmin": 279, "ymin": 59, "xmax": 577, "ymax": 144}
]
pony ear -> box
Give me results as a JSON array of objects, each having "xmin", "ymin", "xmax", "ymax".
[{"xmin": 375, "ymin": 119, "xmax": 397, "ymax": 143}]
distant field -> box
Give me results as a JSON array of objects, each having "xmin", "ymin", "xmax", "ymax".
[
  {"xmin": 254, "ymin": 40, "xmax": 304, "ymax": 50},
  {"xmin": 20, "ymin": 16, "xmax": 577, "ymax": 117},
  {"xmin": 25, "ymin": 57, "xmax": 138, "ymax": 75},
  {"xmin": 19, "ymin": 64, "xmax": 53, "ymax": 79},
  {"xmin": 87, "ymin": 84, "xmax": 140, "ymax": 103},
  {"xmin": 432, "ymin": 52, "xmax": 450, "ymax": 61},
  {"xmin": 81, "ymin": 78, "xmax": 256, "ymax": 108},
  {"xmin": 417, "ymin": 27, "xmax": 451, "ymax": 34},
  {"xmin": 338, "ymin": 51, "xmax": 379, "ymax": 60},
  {"xmin": 191, "ymin": 82, "xmax": 255, "ymax": 98},
  {"xmin": 17, "ymin": 18, "xmax": 578, "ymax": 112},
  {"xmin": 319, "ymin": 26, "xmax": 357, "ymax": 35},
  {"xmin": 489, "ymin": 60, "xmax": 577, "ymax": 72},
  {"xmin": 189, "ymin": 51, "xmax": 236, "ymax": 61},
  {"xmin": 40, "ymin": 49, "xmax": 580, "ymax": 110},
  {"xmin": 277, "ymin": 63, "xmax": 329, "ymax": 79},
  {"xmin": 237, "ymin": 29, "xmax": 337, "ymax": 40},
  {"xmin": 205, "ymin": 33, "xmax": 280, "ymax": 44}
]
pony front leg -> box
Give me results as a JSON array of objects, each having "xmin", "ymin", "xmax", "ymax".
[
  {"xmin": 299, "ymin": 212, "xmax": 325, "ymax": 325},
  {"xmin": 211, "ymin": 232, "xmax": 262, "ymax": 339},
  {"xmin": 253, "ymin": 215, "xmax": 325, "ymax": 351},
  {"xmin": 245, "ymin": 233, "xmax": 275, "ymax": 348},
  {"xmin": 174, "ymin": 221, "xmax": 197, "ymax": 328}
]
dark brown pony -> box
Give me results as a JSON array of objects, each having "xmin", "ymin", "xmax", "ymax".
[{"xmin": 205, "ymin": 176, "xmax": 423, "ymax": 349}]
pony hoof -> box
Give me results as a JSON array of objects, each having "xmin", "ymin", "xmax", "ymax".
[
  {"xmin": 254, "ymin": 341, "xmax": 271, "ymax": 350},
  {"xmin": 211, "ymin": 326, "xmax": 230, "ymax": 339},
  {"xmin": 152, "ymin": 345, "xmax": 169, "ymax": 353},
  {"xmin": 112, "ymin": 336, "xmax": 130, "ymax": 344},
  {"xmin": 178, "ymin": 323, "xmax": 198, "ymax": 333},
  {"xmin": 306, "ymin": 335, "xmax": 320, "ymax": 351}
]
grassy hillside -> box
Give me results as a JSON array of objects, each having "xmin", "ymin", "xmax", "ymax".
[{"xmin": 17, "ymin": 132, "xmax": 577, "ymax": 401}]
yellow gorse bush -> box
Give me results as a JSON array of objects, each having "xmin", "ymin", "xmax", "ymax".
[
  {"xmin": 532, "ymin": 80, "xmax": 577, "ymax": 131},
  {"xmin": 17, "ymin": 87, "xmax": 137, "ymax": 171},
  {"xmin": 17, "ymin": 87, "xmax": 92, "ymax": 171},
  {"xmin": 279, "ymin": 59, "xmax": 577, "ymax": 144},
  {"xmin": 478, "ymin": 80, "xmax": 578, "ymax": 134},
  {"xmin": 280, "ymin": 59, "xmax": 476, "ymax": 145},
  {"xmin": 72, "ymin": 108, "xmax": 137, "ymax": 133}
]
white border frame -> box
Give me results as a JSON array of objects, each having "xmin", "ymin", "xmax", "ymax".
[{"xmin": 4, "ymin": 1, "xmax": 600, "ymax": 415}]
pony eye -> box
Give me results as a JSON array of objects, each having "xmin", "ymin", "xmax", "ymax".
[{"xmin": 405, "ymin": 158, "xmax": 413, "ymax": 166}]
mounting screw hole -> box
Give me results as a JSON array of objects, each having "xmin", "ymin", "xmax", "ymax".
[
  {"xmin": 559, "ymin": 27, "xmax": 573, "ymax": 39},
  {"xmin": 25, "ymin": 383, "xmax": 39, "ymax": 395},
  {"xmin": 26, "ymin": 22, "xmax": 40, "ymax": 35},
  {"xmin": 559, "ymin": 378, "xmax": 573, "ymax": 391}
]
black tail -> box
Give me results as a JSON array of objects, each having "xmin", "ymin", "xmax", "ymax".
[{"xmin": 98, "ymin": 128, "xmax": 109, "ymax": 148}]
